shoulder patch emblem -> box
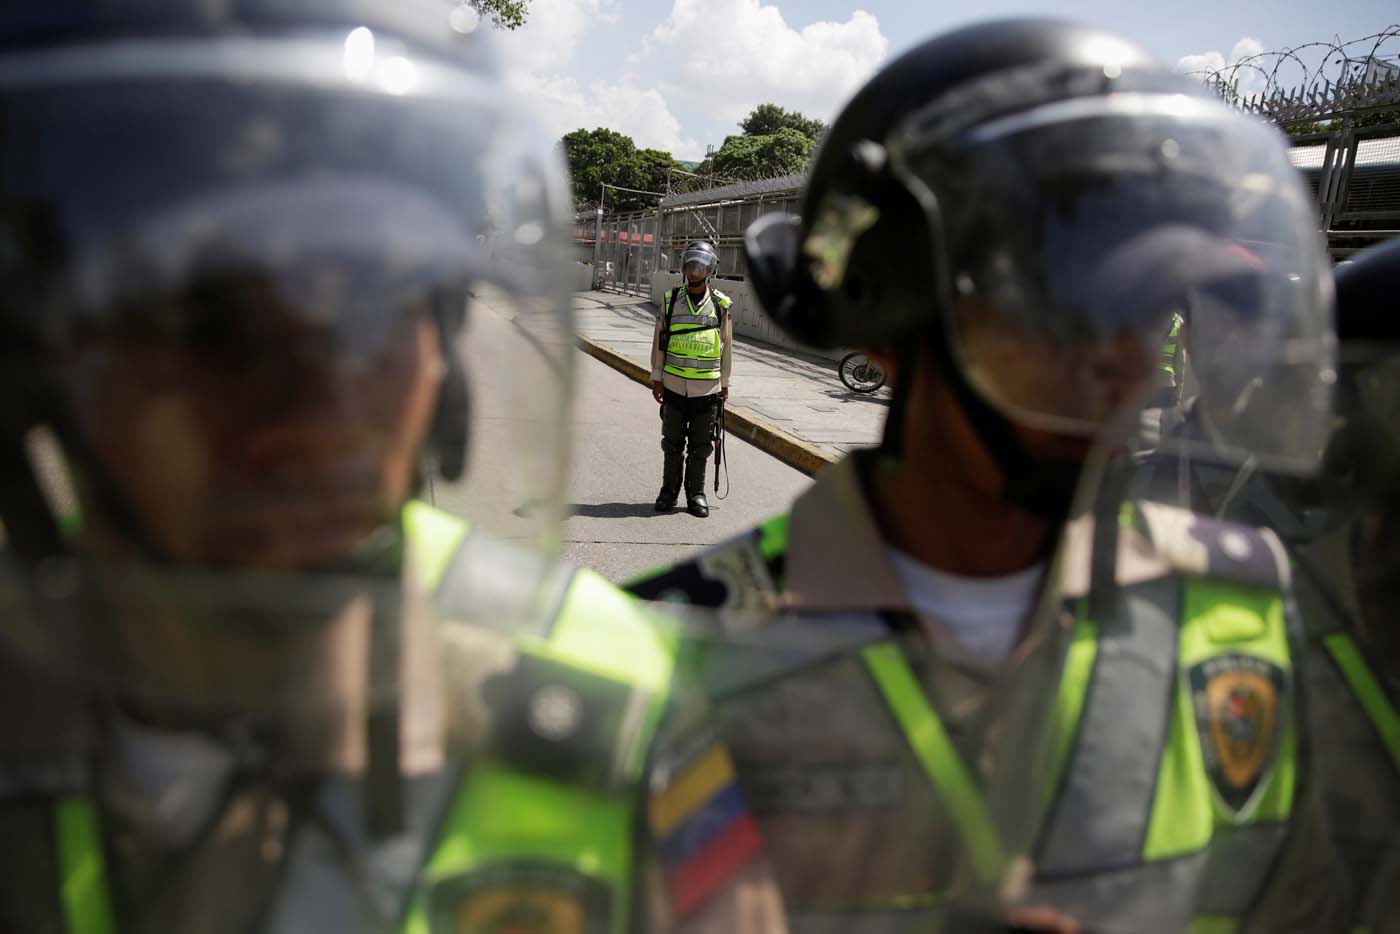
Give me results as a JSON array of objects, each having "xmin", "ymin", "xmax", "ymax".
[
  {"xmin": 649, "ymin": 740, "xmax": 763, "ymax": 915},
  {"xmin": 1188, "ymin": 652, "xmax": 1287, "ymax": 818},
  {"xmin": 429, "ymin": 862, "xmax": 610, "ymax": 934}
]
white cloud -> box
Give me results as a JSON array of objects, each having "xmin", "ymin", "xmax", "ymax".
[
  {"xmin": 495, "ymin": 0, "xmax": 701, "ymax": 158},
  {"xmin": 496, "ymin": 0, "xmax": 619, "ymax": 74},
  {"xmin": 1176, "ymin": 36, "xmax": 1268, "ymax": 96},
  {"xmin": 514, "ymin": 72, "xmax": 705, "ymax": 161},
  {"xmin": 648, "ymin": 0, "xmax": 888, "ymax": 128},
  {"xmin": 496, "ymin": 0, "xmax": 887, "ymax": 160}
]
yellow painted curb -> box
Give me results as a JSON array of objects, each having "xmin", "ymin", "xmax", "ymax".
[{"xmin": 576, "ymin": 337, "xmax": 835, "ymax": 478}]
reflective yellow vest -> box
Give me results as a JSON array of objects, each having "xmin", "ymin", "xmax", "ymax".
[
  {"xmin": 628, "ymin": 502, "xmax": 1298, "ymax": 931},
  {"xmin": 50, "ymin": 502, "xmax": 676, "ymax": 934},
  {"xmin": 661, "ymin": 287, "xmax": 729, "ymax": 381}
]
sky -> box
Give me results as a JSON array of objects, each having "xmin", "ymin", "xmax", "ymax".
[{"xmin": 490, "ymin": 0, "xmax": 1400, "ymax": 162}]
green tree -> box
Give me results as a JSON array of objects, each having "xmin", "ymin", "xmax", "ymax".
[
  {"xmin": 699, "ymin": 127, "xmax": 813, "ymax": 181},
  {"xmin": 474, "ymin": 0, "xmax": 530, "ymax": 30},
  {"xmin": 739, "ymin": 103, "xmax": 826, "ymax": 141},
  {"xmin": 637, "ymin": 148, "xmax": 685, "ymax": 199},
  {"xmin": 1351, "ymin": 108, "xmax": 1400, "ymax": 130},
  {"xmin": 1282, "ymin": 118, "xmax": 1329, "ymax": 139},
  {"xmin": 560, "ymin": 129, "xmax": 680, "ymax": 212}
]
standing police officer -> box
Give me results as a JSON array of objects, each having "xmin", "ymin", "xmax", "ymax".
[
  {"xmin": 630, "ymin": 19, "xmax": 1339, "ymax": 931},
  {"xmin": 0, "ymin": 3, "xmax": 781, "ymax": 932},
  {"xmin": 651, "ymin": 240, "xmax": 733, "ymax": 518}
]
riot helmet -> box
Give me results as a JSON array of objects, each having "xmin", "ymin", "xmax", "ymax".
[
  {"xmin": 682, "ymin": 238, "xmax": 719, "ymax": 286},
  {"xmin": 745, "ymin": 19, "xmax": 1334, "ymax": 516},
  {"xmin": 0, "ymin": 1, "xmax": 577, "ymax": 715}
]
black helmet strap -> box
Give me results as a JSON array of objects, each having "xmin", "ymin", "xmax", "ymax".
[{"xmin": 884, "ymin": 325, "xmax": 1078, "ymax": 524}]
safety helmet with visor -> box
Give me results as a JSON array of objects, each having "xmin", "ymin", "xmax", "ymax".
[
  {"xmin": 744, "ymin": 19, "xmax": 1335, "ymax": 512},
  {"xmin": 0, "ymin": 2, "xmax": 577, "ymax": 717},
  {"xmin": 682, "ymin": 238, "xmax": 720, "ymax": 284}
]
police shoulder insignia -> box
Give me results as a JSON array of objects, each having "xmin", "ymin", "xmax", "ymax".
[
  {"xmin": 648, "ymin": 736, "xmax": 764, "ymax": 915},
  {"xmin": 429, "ymin": 862, "xmax": 611, "ymax": 934},
  {"xmin": 1187, "ymin": 652, "xmax": 1287, "ymax": 817}
]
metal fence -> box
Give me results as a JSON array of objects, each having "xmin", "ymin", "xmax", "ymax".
[
  {"xmin": 574, "ymin": 174, "xmax": 804, "ymax": 296},
  {"xmin": 569, "ymin": 38, "xmax": 1400, "ymax": 298},
  {"xmin": 1198, "ymin": 33, "xmax": 1400, "ymax": 255}
]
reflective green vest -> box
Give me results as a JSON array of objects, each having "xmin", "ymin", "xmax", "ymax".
[
  {"xmin": 1319, "ymin": 630, "xmax": 1400, "ymax": 934},
  {"xmin": 51, "ymin": 502, "xmax": 675, "ymax": 934},
  {"xmin": 1161, "ymin": 311, "xmax": 1185, "ymax": 386},
  {"xmin": 629, "ymin": 504, "xmax": 1297, "ymax": 929},
  {"xmin": 662, "ymin": 287, "xmax": 728, "ymax": 381}
]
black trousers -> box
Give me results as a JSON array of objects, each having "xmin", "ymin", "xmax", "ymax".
[{"xmin": 660, "ymin": 388, "xmax": 720, "ymax": 496}]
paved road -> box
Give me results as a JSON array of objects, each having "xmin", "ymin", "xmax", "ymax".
[
  {"xmin": 574, "ymin": 291, "xmax": 890, "ymax": 466},
  {"xmin": 426, "ymin": 287, "xmax": 811, "ymax": 584},
  {"xmin": 560, "ymin": 346, "xmax": 813, "ymax": 583}
]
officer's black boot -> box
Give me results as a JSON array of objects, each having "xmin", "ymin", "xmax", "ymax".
[
  {"xmin": 684, "ymin": 456, "xmax": 709, "ymax": 518},
  {"xmin": 654, "ymin": 451, "xmax": 682, "ymax": 511}
]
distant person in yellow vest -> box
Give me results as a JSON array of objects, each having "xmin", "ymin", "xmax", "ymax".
[{"xmin": 651, "ymin": 239, "xmax": 734, "ymax": 517}]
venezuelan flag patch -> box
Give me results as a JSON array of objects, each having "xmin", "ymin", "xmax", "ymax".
[{"xmin": 648, "ymin": 742, "xmax": 763, "ymax": 915}]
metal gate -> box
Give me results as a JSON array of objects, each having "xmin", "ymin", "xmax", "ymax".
[{"xmin": 593, "ymin": 210, "xmax": 657, "ymax": 296}]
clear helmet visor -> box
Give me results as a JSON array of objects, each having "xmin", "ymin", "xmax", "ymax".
[
  {"xmin": 1168, "ymin": 343, "xmax": 1400, "ymax": 673},
  {"xmin": 683, "ymin": 259, "xmax": 713, "ymax": 280},
  {"xmin": 891, "ymin": 87, "xmax": 1336, "ymax": 474},
  {"xmin": 0, "ymin": 33, "xmax": 575, "ymax": 715}
]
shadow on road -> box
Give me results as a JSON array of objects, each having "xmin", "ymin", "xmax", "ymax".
[
  {"xmin": 568, "ymin": 502, "xmax": 668, "ymax": 519},
  {"xmin": 820, "ymin": 388, "xmax": 892, "ymax": 406}
]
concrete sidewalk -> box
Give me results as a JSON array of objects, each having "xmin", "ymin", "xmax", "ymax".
[{"xmin": 573, "ymin": 290, "xmax": 889, "ymax": 475}]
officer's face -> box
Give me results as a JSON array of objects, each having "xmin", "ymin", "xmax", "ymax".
[
  {"xmin": 62, "ymin": 298, "xmax": 443, "ymax": 571},
  {"xmin": 906, "ymin": 348, "xmax": 1094, "ymax": 502},
  {"xmin": 684, "ymin": 261, "xmax": 709, "ymax": 287},
  {"xmin": 955, "ymin": 295, "xmax": 1158, "ymax": 435}
]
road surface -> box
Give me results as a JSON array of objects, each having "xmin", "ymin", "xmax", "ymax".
[{"xmin": 560, "ymin": 347, "xmax": 813, "ymax": 583}]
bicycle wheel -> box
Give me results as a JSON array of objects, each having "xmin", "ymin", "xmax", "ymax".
[{"xmin": 839, "ymin": 352, "xmax": 886, "ymax": 393}]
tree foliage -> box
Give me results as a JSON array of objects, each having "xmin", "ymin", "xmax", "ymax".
[
  {"xmin": 697, "ymin": 127, "xmax": 813, "ymax": 181},
  {"xmin": 739, "ymin": 103, "xmax": 826, "ymax": 141},
  {"xmin": 1351, "ymin": 108, "xmax": 1400, "ymax": 130},
  {"xmin": 473, "ymin": 0, "xmax": 530, "ymax": 30},
  {"xmin": 1283, "ymin": 119, "xmax": 1329, "ymax": 138},
  {"xmin": 560, "ymin": 128, "xmax": 683, "ymax": 212}
]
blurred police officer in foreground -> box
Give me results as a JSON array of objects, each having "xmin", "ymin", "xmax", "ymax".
[
  {"xmin": 651, "ymin": 240, "xmax": 734, "ymax": 517},
  {"xmin": 1137, "ymin": 237, "xmax": 1400, "ymax": 932},
  {"xmin": 1318, "ymin": 238, "xmax": 1400, "ymax": 933},
  {"xmin": 0, "ymin": 3, "xmax": 781, "ymax": 932},
  {"xmin": 629, "ymin": 18, "xmax": 1339, "ymax": 931}
]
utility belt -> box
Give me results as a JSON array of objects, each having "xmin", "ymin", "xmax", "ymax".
[{"xmin": 661, "ymin": 387, "xmax": 723, "ymax": 407}]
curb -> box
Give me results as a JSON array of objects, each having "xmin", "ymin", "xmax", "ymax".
[{"xmin": 576, "ymin": 337, "xmax": 835, "ymax": 478}]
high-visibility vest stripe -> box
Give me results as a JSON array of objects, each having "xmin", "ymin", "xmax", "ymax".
[
  {"xmin": 52, "ymin": 503, "xmax": 676, "ymax": 934},
  {"xmin": 862, "ymin": 643, "xmax": 1006, "ymax": 885},
  {"xmin": 1324, "ymin": 632, "xmax": 1400, "ymax": 773},
  {"xmin": 55, "ymin": 799, "xmax": 115, "ymax": 934},
  {"xmin": 665, "ymin": 353, "xmax": 720, "ymax": 370}
]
